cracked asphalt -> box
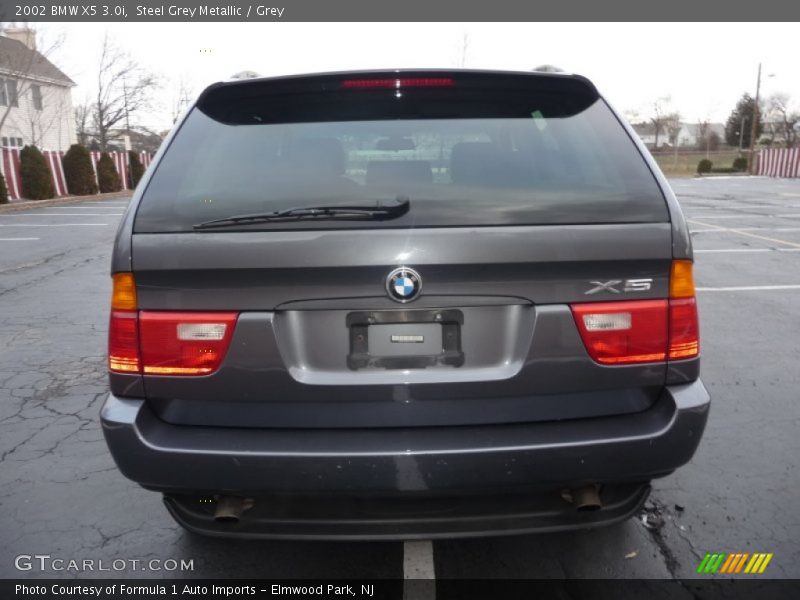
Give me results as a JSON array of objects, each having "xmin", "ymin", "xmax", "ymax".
[{"xmin": 0, "ymin": 178, "xmax": 798, "ymax": 582}]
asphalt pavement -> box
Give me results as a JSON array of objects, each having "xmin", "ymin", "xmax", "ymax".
[{"xmin": 0, "ymin": 177, "xmax": 798, "ymax": 583}]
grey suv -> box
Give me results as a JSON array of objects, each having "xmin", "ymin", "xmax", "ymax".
[{"xmin": 101, "ymin": 69, "xmax": 709, "ymax": 539}]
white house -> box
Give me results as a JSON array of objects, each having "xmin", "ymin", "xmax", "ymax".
[
  {"xmin": 631, "ymin": 123, "xmax": 663, "ymax": 149},
  {"xmin": 673, "ymin": 123, "xmax": 726, "ymax": 148},
  {"xmin": 0, "ymin": 27, "xmax": 76, "ymax": 152},
  {"xmin": 632, "ymin": 122, "xmax": 726, "ymax": 149}
]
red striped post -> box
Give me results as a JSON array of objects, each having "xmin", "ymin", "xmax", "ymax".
[
  {"xmin": 761, "ymin": 148, "xmax": 800, "ymax": 178},
  {"xmin": 113, "ymin": 151, "xmax": 128, "ymax": 189},
  {"xmin": 90, "ymin": 151, "xmax": 100, "ymax": 189},
  {"xmin": 43, "ymin": 150, "xmax": 67, "ymax": 196},
  {"xmin": 1, "ymin": 148, "xmax": 23, "ymax": 199}
]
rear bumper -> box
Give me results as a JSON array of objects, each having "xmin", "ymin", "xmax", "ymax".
[
  {"xmin": 162, "ymin": 483, "xmax": 652, "ymax": 540},
  {"xmin": 101, "ymin": 380, "xmax": 709, "ymax": 539}
]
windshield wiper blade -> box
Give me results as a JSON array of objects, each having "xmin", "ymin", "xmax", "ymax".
[{"xmin": 193, "ymin": 196, "xmax": 410, "ymax": 230}]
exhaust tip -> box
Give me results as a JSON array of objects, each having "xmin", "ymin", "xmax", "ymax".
[
  {"xmin": 562, "ymin": 485, "xmax": 603, "ymax": 512},
  {"xmin": 214, "ymin": 514, "xmax": 240, "ymax": 524},
  {"xmin": 213, "ymin": 496, "xmax": 253, "ymax": 523}
]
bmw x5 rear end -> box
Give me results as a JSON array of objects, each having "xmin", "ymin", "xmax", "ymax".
[{"xmin": 101, "ymin": 69, "xmax": 710, "ymax": 539}]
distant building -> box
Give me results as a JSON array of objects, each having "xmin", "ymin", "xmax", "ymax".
[
  {"xmin": 632, "ymin": 122, "xmax": 725, "ymax": 150},
  {"xmin": 631, "ymin": 123, "xmax": 666, "ymax": 149},
  {"xmin": 0, "ymin": 27, "xmax": 77, "ymax": 152},
  {"xmin": 87, "ymin": 127, "xmax": 165, "ymax": 154},
  {"xmin": 229, "ymin": 70, "xmax": 261, "ymax": 80}
]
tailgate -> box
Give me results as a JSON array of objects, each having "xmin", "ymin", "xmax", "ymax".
[{"xmin": 131, "ymin": 223, "xmax": 672, "ymax": 428}]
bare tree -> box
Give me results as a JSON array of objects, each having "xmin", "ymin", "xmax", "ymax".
[
  {"xmin": 695, "ymin": 120, "xmax": 710, "ymax": 153},
  {"xmin": 665, "ymin": 113, "xmax": 682, "ymax": 147},
  {"xmin": 27, "ymin": 85, "xmax": 69, "ymax": 147},
  {"xmin": 649, "ymin": 96, "xmax": 676, "ymax": 149},
  {"xmin": 663, "ymin": 112, "xmax": 682, "ymax": 166},
  {"xmin": 765, "ymin": 93, "xmax": 799, "ymax": 148},
  {"xmin": 694, "ymin": 119, "xmax": 721, "ymax": 155},
  {"xmin": 92, "ymin": 33, "xmax": 159, "ymax": 151},
  {"xmin": 170, "ymin": 77, "xmax": 193, "ymax": 125},
  {"xmin": 74, "ymin": 101, "xmax": 92, "ymax": 145}
]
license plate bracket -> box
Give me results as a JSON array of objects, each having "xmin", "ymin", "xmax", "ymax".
[{"xmin": 346, "ymin": 309, "xmax": 464, "ymax": 370}]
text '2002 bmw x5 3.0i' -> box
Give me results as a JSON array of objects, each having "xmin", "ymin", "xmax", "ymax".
[{"xmin": 101, "ymin": 69, "xmax": 709, "ymax": 540}]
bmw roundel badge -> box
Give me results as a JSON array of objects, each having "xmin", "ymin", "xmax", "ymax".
[{"xmin": 386, "ymin": 267, "xmax": 422, "ymax": 303}]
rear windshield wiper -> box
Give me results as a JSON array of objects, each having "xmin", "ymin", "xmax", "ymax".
[{"xmin": 193, "ymin": 196, "xmax": 410, "ymax": 230}]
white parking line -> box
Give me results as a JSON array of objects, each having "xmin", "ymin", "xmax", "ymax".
[
  {"xmin": 0, "ymin": 213, "xmax": 123, "ymax": 217},
  {"xmin": 687, "ymin": 215, "xmax": 766, "ymax": 219},
  {"xmin": 687, "ymin": 213, "xmax": 800, "ymax": 219},
  {"xmin": 0, "ymin": 223, "xmax": 108, "ymax": 227},
  {"xmin": 37, "ymin": 206, "xmax": 127, "ymax": 209},
  {"xmin": 0, "ymin": 237, "xmax": 40, "ymax": 241},
  {"xmin": 692, "ymin": 227, "xmax": 800, "ymax": 233},
  {"xmin": 692, "ymin": 175, "xmax": 760, "ymax": 180},
  {"xmin": 695, "ymin": 248, "xmax": 770, "ymax": 253},
  {"xmin": 688, "ymin": 219, "xmax": 800, "ymax": 249},
  {"xmin": 404, "ymin": 540, "xmax": 436, "ymax": 580},
  {"xmin": 697, "ymin": 285, "xmax": 800, "ymax": 292},
  {"xmin": 695, "ymin": 248, "xmax": 800, "ymax": 253}
]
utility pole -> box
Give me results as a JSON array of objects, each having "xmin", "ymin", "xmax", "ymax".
[
  {"xmin": 123, "ymin": 77, "xmax": 132, "ymax": 152},
  {"xmin": 747, "ymin": 63, "xmax": 762, "ymax": 174},
  {"xmin": 673, "ymin": 123, "xmax": 680, "ymax": 167},
  {"xmin": 739, "ymin": 115, "xmax": 748, "ymax": 151},
  {"xmin": 458, "ymin": 33, "xmax": 469, "ymax": 68},
  {"xmin": 123, "ymin": 77, "xmax": 130, "ymax": 132}
]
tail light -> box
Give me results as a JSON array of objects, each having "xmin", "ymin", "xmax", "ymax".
[
  {"xmin": 668, "ymin": 298, "xmax": 699, "ymax": 359},
  {"xmin": 571, "ymin": 260, "xmax": 699, "ymax": 365},
  {"xmin": 571, "ymin": 300, "xmax": 668, "ymax": 364},
  {"xmin": 139, "ymin": 312, "xmax": 237, "ymax": 375},
  {"xmin": 667, "ymin": 260, "xmax": 699, "ymax": 360},
  {"xmin": 109, "ymin": 310, "xmax": 141, "ymax": 373},
  {"xmin": 341, "ymin": 77, "xmax": 455, "ymax": 89},
  {"xmin": 109, "ymin": 273, "xmax": 141, "ymax": 373},
  {"xmin": 108, "ymin": 273, "xmax": 238, "ymax": 376}
]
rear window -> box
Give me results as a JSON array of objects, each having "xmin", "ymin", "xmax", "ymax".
[{"xmin": 134, "ymin": 74, "xmax": 667, "ymax": 233}]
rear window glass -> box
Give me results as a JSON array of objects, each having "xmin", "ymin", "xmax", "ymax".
[{"xmin": 134, "ymin": 76, "xmax": 667, "ymax": 233}]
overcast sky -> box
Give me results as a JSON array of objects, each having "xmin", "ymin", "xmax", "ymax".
[{"xmin": 37, "ymin": 22, "xmax": 800, "ymax": 132}]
